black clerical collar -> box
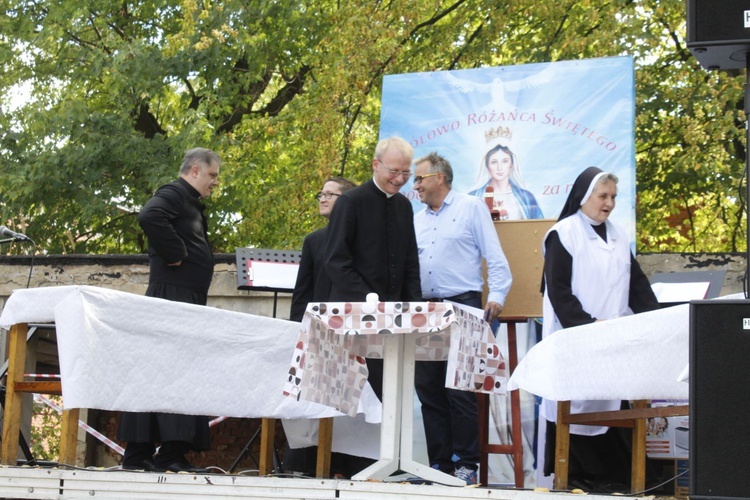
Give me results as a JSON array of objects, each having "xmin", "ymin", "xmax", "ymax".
[{"xmin": 177, "ymin": 177, "xmax": 203, "ymax": 200}]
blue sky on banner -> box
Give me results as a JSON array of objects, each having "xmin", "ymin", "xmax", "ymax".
[{"xmin": 379, "ymin": 56, "xmax": 636, "ymax": 243}]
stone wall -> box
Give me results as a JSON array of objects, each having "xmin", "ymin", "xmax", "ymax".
[
  {"xmin": 0, "ymin": 252, "xmax": 745, "ymax": 468},
  {"xmin": 636, "ymin": 252, "xmax": 745, "ymax": 296},
  {"xmin": 0, "ymin": 253, "xmax": 291, "ymax": 318},
  {"xmin": 0, "ymin": 252, "xmax": 742, "ymax": 316}
]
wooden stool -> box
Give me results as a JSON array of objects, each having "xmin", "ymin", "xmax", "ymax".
[
  {"xmin": 478, "ymin": 318, "xmax": 525, "ymax": 488},
  {"xmin": 1, "ymin": 323, "xmax": 80, "ymax": 466},
  {"xmin": 259, "ymin": 417, "xmax": 333, "ymax": 477}
]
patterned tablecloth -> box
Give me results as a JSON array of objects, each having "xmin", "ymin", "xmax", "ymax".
[{"xmin": 284, "ymin": 301, "xmax": 507, "ymax": 416}]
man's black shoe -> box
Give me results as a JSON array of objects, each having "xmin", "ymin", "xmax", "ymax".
[
  {"xmin": 155, "ymin": 457, "xmax": 208, "ymax": 474},
  {"xmin": 122, "ymin": 458, "xmax": 157, "ymax": 472}
]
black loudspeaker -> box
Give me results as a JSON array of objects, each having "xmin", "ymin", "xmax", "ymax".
[
  {"xmin": 687, "ymin": 0, "xmax": 750, "ymax": 70},
  {"xmin": 690, "ymin": 300, "xmax": 750, "ymax": 499}
]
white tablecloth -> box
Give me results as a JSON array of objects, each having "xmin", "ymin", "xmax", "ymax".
[
  {"xmin": 508, "ymin": 304, "xmax": 690, "ymax": 401},
  {"xmin": 0, "ymin": 285, "xmax": 381, "ymax": 422}
]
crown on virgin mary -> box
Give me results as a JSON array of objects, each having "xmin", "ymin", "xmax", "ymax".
[{"xmin": 485, "ymin": 126, "xmax": 512, "ymax": 142}]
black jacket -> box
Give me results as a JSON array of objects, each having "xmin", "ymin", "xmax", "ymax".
[
  {"xmin": 324, "ymin": 179, "xmax": 421, "ymax": 302},
  {"xmin": 138, "ymin": 177, "xmax": 214, "ymax": 294},
  {"xmin": 290, "ymin": 227, "xmax": 331, "ymax": 322}
]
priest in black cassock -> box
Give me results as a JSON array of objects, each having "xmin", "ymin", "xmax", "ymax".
[
  {"xmin": 324, "ymin": 136, "xmax": 422, "ymax": 400},
  {"xmin": 118, "ymin": 147, "xmax": 221, "ymax": 474}
]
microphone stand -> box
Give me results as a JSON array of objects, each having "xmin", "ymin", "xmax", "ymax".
[{"xmin": 0, "ymin": 236, "xmax": 37, "ymax": 288}]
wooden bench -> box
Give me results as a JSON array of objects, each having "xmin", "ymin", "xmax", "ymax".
[{"xmin": 554, "ymin": 400, "xmax": 689, "ymax": 493}]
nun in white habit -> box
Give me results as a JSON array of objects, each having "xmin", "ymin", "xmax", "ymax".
[{"xmin": 540, "ymin": 166, "xmax": 660, "ymax": 492}]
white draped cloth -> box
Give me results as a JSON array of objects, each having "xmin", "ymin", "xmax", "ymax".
[
  {"xmin": 508, "ymin": 304, "xmax": 690, "ymax": 401},
  {"xmin": 0, "ymin": 285, "xmax": 382, "ymax": 422}
]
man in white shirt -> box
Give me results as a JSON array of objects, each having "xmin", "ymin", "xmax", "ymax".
[{"xmin": 412, "ymin": 151, "xmax": 512, "ymax": 485}]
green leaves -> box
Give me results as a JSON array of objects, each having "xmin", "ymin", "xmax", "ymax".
[{"xmin": 0, "ymin": 0, "xmax": 745, "ymax": 254}]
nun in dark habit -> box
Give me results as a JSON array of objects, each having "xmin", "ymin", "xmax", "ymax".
[{"xmin": 540, "ymin": 167, "xmax": 660, "ymax": 492}]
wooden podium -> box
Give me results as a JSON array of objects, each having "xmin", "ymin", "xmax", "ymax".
[
  {"xmin": 494, "ymin": 219, "xmax": 554, "ymax": 319},
  {"xmin": 478, "ymin": 219, "xmax": 555, "ymax": 487}
]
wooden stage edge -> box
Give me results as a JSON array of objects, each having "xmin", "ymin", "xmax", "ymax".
[{"xmin": 0, "ymin": 465, "xmax": 658, "ymax": 500}]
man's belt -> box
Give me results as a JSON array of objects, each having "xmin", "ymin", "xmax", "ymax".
[{"xmin": 426, "ymin": 290, "xmax": 482, "ymax": 303}]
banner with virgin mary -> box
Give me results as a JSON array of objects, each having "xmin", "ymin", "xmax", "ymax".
[{"xmin": 379, "ymin": 56, "xmax": 636, "ymax": 242}]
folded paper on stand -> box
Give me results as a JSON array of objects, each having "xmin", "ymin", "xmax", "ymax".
[
  {"xmin": 651, "ymin": 281, "xmax": 709, "ymax": 303},
  {"xmin": 248, "ymin": 261, "xmax": 299, "ymax": 289}
]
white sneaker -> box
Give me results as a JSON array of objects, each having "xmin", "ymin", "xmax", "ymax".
[{"xmin": 453, "ymin": 466, "xmax": 478, "ymax": 485}]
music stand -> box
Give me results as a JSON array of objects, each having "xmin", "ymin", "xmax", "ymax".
[
  {"xmin": 651, "ymin": 270, "xmax": 726, "ymax": 306},
  {"xmin": 235, "ymin": 248, "xmax": 300, "ymax": 318},
  {"xmin": 231, "ymin": 248, "xmax": 300, "ymax": 473}
]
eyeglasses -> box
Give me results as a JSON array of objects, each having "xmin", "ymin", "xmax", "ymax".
[
  {"xmin": 377, "ymin": 159, "xmax": 411, "ymax": 178},
  {"xmin": 316, "ymin": 192, "xmax": 341, "ymax": 201},
  {"xmin": 387, "ymin": 169, "xmax": 412, "ymax": 178},
  {"xmin": 413, "ymin": 172, "xmax": 440, "ymax": 185}
]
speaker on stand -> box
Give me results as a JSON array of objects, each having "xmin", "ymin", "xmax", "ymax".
[
  {"xmin": 687, "ymin": 2, "xmax": 750, "ymax": 498},
  {"xmin": 687, "ymin": 0, "xmax": 750, "ymax": 70},
  {"xmin": 687, "ymin": 0, "xmax": 750, "ymax": 261},
  {"xmin": 689, "ymin": 300, "xmax": 750, "ymax": 499},
  {"xmin": 687, "ymin": 0, "xmax": 750, "ymax": 287}
]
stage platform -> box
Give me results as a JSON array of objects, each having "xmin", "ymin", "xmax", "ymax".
[{"xmin": 0, "ymin": 466, "xmax": 659, "ymax": 500}]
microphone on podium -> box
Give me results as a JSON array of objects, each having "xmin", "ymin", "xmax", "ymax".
[
  {"xmin": 483, "ymin": 186, "xmax": 500, "ymax": 221},
  {"xmin": 0, "ymin": 226, "xmax": 31, "ymax": 241}
]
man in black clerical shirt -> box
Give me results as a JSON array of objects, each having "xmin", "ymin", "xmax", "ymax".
[{"xmin": 289, "ymin": 176, "xmax": 356, "ymax": 322}]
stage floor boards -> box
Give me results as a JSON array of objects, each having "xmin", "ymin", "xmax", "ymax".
[{"xmin": 0, "ymin": 466, "xmax": 659, "ymax": 500}]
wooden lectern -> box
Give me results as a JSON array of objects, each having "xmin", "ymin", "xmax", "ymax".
[{"xmin": 478, "ymin": 219, "xmax": 555, "ymax": 487}]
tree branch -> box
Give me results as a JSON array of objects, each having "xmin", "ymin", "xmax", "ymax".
[
  {"xmin": 449, "ymin": 21, "xmax": 484, "ymax": 70},
  {"xmin": 216, "ymin": 65, "xmax": 310, "ymax": 134},
  {"xmin": 131, "ymin": 102, "xmax": 166, "ymax": 138},
  {"xmin": 256, "ymin": 65, "xmax": 311, "ymax": 116}
]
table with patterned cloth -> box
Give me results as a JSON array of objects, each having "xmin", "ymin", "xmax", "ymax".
[{"xmin": 283, "ymin": 300, "xmax": 506, "ymax": 485}]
